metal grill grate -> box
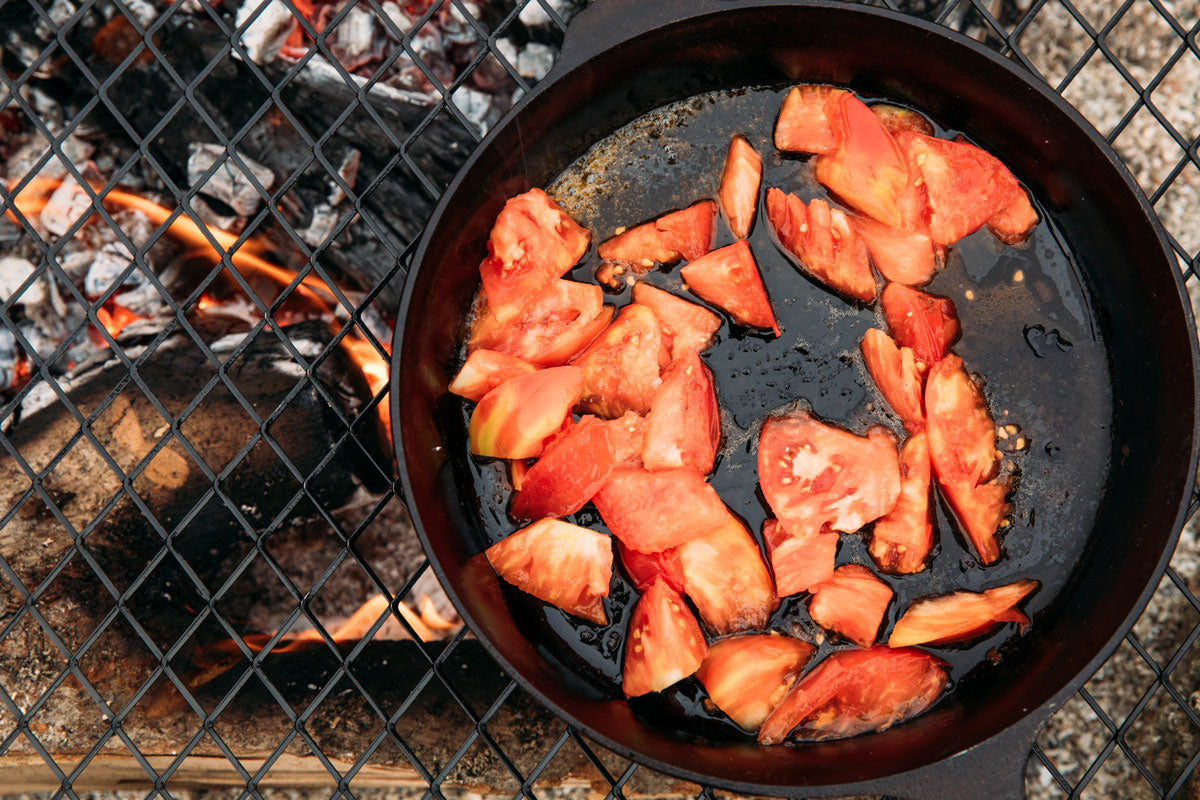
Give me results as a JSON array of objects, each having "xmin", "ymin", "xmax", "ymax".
[{"xmin": 0, "ymin": 0, "xmax": 1197, "ymax": 798}]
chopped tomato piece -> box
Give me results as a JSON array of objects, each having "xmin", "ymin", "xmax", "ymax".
[
  {"xmin": 880, "ymin": 283, "xmax": 961, "ymax": 370},
  {"xmin": 766, "ymin": 189, "xmax": 876, "ymax": 302},
  {"xmin": 486, "ymin": 518, "xmax": 612, "ymax": 624},
  {"xmin": 987, "ymin": 187, "xmax": 1039, "ymax": 244},
  {"xmin": 572, "ymin": 304, "xmax": 670, "ymax": 418},
  {"xmin": 870, "ymin": 103, "xmax": 934, "ymax": 137},
  {"xmin": 469, "ymin": 366, "xmax": 583, "ymax": 459},
  {"xmin": 758, "ymin": 647, "xmax": 947, "ymax": 744},
  {"xmin": 814, "ymin": 93, "xmax": 910, "ymax": 228},
  {"xmin": 592, "ymin": 468, "xmax": 729, "ymax": 553},
  {"xmin": 696, "ymin": 634, "xmax": 816, "ymax": 731},
  {"xmin": 680, "ymin": 240, "xmax": 779, "ymax": 334},
  {"xmin": 603, "ymin": 411, "xmax": 647, "ymax": 468},
  {"xmin": 870, "ymin": 432, "xmax": 934, "ymax": 575},
  {"xmin": 510, "ymin": 415, "xmax": 616, "ymax": 519},
  {"xmin": 510, "ymin": 459, "xmax": 530, "ymax": 491},
  {"xmin": 763, "ymin": 519, "xmax": 839, "ymax": 597},
  {"xmin": 719, "ymin": 135, "xmax": 763, "ymax": 238},
  {"xmin": 479, "ymin": 188, "xmax": 591, "ymax": 323},
  {"xmin": 774, "ymin": 84, "xmax": 846, "ymax": 154},
  {"xmin": 642, "ymin": 350, "xmax": 720, "ymax": 473},
  {"xmin": 677, "ymin": 514, "xmax": 777, "ymax": 635},
  {"xmin": 758, "ymin": 410, "xmax": 901, "ymax": 535},
  {"xmin": 623, "ymin": 577, "xmax": 709, "ymax": 697},
  {"xmin": 889, "ymin": 579, "xmax": 1039, "ymax": 646},
  {"xmin": 449, "ymin": 349, "xmax": 538, "ymax": 402},
  {"xmin": 860, "ymin": 328, "xmax": 924, "ymax": 432},
  {"xmin": 631, "ymin": 283, "xmax": 721, "ymax": 358},
  {"xmin": 925, "ymin": 355, "xmax": 1011, "ymax": 564},
  {"xmin": 598, "ymin": 201, "xmax": 717, "ymax": 266},
  {"xmin": 893, "ymin": 131, "xmax": 1020, "ymax": 245},
  {"xmin": 617, "ymin": 540, "xmax": 685, "ymax": 594},
  {"xmin": 469, "ymin": 279, "xmax": 613, "ymax": 367},
  {"xmin": 808, "ymin": 564, "xmax": 893, "ymax": 647},
  {"xmin": 852, "ymin": 215, "xmax": 938, "ymax": 286}
]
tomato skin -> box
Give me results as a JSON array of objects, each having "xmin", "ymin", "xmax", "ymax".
[
  {"xmin": 680, "ymin": 240, "xmax": 780, "ymax": 334},
  {"xmin": 766, "ymin": 189, "xmax": 876, "ymax": 303},
  {"xmin": 880, "ymin": 282, "xmax": 961, "ymax": 370},
  {"xmin": 860, "ymin": 328, "xmax": 924, "ymax": 432},
  {"xmin": 719, "ymin": 135, "xmax": 763, "ymax": 239},
  {"xmin": 623, "ymin": 577, "xmax": 709, "ymax": 697},
  {"xmin": 469, "ymin": 367, "xmax": 584, "ymax": 459},
  {"xmin": 510, "ymin": 459, "xmax": 531, "ymax": 491},
  {"xmin": 486, "ymin": 518, "xmax": 613, "ymax": 625},
  {"xmin": 677, "ymin": 514, "xmax": 777, "ymax": 635},
  {"xmin": 617, "ymin": 540, "xmax": 685, "ymax": 595},
  {"xmin": 631, "ymin": 283, "xmax": 721, "ymax": 358},
  {"xmin": 763, "ymin": 519, "xmax": 839, "ymax": 597},
  {"xmin": 870, "ymin": 104, "xmax": 934, "ymax": 137},
  {"xmin": 479, "ymin": 188, "xmax": 591, "ymax": 323},
  {"xmin": 808, "ymin": 564, "xmax": 894, "ymax": 647},
  {"xmin": 572, "ymin": 304, "xmax": 670, "ymax": 418},
  {"xmin": 852, "ymin": 215, "xmax": 938, "ymax": 286},
  {"xmin": 696, "ymin": 634, "xmax": 815, "ymax": 731},
  {"xmin": 774, "ymin": 84, "xmax": 846, "ymax": 154},
  {"xmin": 510, "ymin": 415, "xmax": 616, "ymax": 520},
  {"xmin": 889, "ymin": 579, "xmax": 1038, "ymax": 647},
  {"xmin": 758, "ymin": 410, "xmax": 901, "ymax": 536},
  {"xmin": 470, "ymin": 279, "xmax": 613, "ymax": 367},
  {"xmin": 598, "ymin": 201, "xmax": 717, "ymax": 266},
  {"xmin": 592, "ymin": 468, "xmax": 729, "ymax": 553},
  {"xmin": 757, "ymin": 646, "xmax": 948, "ymax": 744},
  {"xmin": 987, "ymin": 187, "xmax": 1038, "ymax": 244},
  {"xmin": 604, "ymin": 411, "xmax": 648, "ymax": 468},
  {"xmin": 870, "ymin": 432, "xmax": 934, "ymax": 575},
  {"xmin": 642, "ymin": 350, "xmax": 720, "ymax": 473},
  {"xmin": 449, "ymin": 349, "xmax": 538, "ymax": 402},
  {"xmin": 814, "ymin": 93, "xmax": 910, "ymax": 228}
]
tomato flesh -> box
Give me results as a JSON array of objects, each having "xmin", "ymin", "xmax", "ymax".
[
  {"xmin": 680, "ymin": 240, "xmax": 779, "ymax": 334},
  {"xmin": 987, "ymin": 187, "xmax": 1039, "ymax": 244},
  {"xmin": 631, "ymin": 283, "xmax": 721, "ymax": 358},
  {"xmin": 774, "ymin": 84, "xmax": 846, "ymax": 154},
  {"xmin": 889, "ymin": 579, "xmax": 1039, "ymax": 646},
  {"xmin": 719, "ymin": 135, "xmax": 763, "ymax": 239},
  {"xmin": 592, "ymin": 468, "xmax": 729, "ymax": 553},
  {"xmin": 642, "ymin": 349, "xmax": 720, "ymax": 473},
  {"xmin": 449, "ymin": 349, "xmax": 538, "ymax": 402},
  {"xmin": 763, "ymin": 519, "xmax": 838, "ymax": 597},
  {"xmin": 510, "ymin": 415, "xmax": 616, "ymax": 520},
  {"xmin": 469, "ymin": 366, "xmax": 583, "ymax": 459},
  {"xmin": 696, "ymin": 634, "xmax": 815, "ymax": 731},
  {"xmin": 470, "ymin": 279, "xmax": 613, "ymax": 367},
  {"xmin": 479, "ymin": 188, "xmax": 590, "ymax": 323},
  {"xmin": 814, "ymin": 93, "xmax": 911, "ymax": 228},
  {"xmin": 677, "ymin": 514, "xmax": 777, "ymax": 635},
  {"xmin": 766, "ymin": 189, "xmax": 876, "ymax": 302},
  {"xmin": 623, "ymin": 576, "xmax": 709, "ymax": 697},
  {"xmin": 870, "ymin": 104, "xmax": 934, "ymax": 137},
  {"xmin": 598, "ymin": 201, "xmax": 717, "ymax": 266},
  {"xmin": 758, "ymin": 647, "xmax": 947, "ymax": 744},
  {"xmin": 852, "ymin": 214, "xmax": 938, "ymax": 286},
  {"xmin": 572, "ymin": 303, "xmax": 670, "ymax": 418},
  {"xmin": 870, "ymin": 432, "xmax": 934, "ymax": 575},
  {"xmin": 860, "ymin": 328, "xmax": 924, "ymax": 432},
  {"xmin": 808, "ymin": 564, "xmax": 893, "ymax": 647},
  {"xmin": 880, "ymin": 282, "xmax": 961, "ymax": 370},
  {"xmin": 617, "ymin": 540, "xmax": 685, "ymax": 595},
  {"xmin": 604, "ymin": 411, "xmax": 648, "ymax": 468},
  {"xmin": 486, "ymin": 518, "xmax": 613, "ymax": 625}
]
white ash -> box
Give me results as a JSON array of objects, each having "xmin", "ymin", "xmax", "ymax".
[
  {"xmin": 441, "ymin": 0, "xmax": 483, "ymax": 46},
  {"xmin": 39, "ymin": 177, "xmax": 93, "ymax": 237},
  {"xmin": 328, "ymin": 5, "xmax": 380, "ymax": 72},
  {"xmin": 187, "ymin": 143, "xmax": 276, "ymax": 217},
  {"xmin": 298, "ymin": 202, "xmax": 341, "ymax": 247},
  {"xmin": 4, "ymin": 133, "xmax": 93, "ymax": 184},
  {"xmin": 234, "ymin": 0, "xmax": 296, "ymax": 65},
  {"xmin": 451, "ymin": 85, "xmax": 495, "ymax": 135},
  {"xmin": 0, "ymin": 326, "xmax": 17, "ymax": 388},
  {"xmin": 83, "ymin": 243, "xmax": 147, "ymax": 298},
  {"xmin": 110, "ymin": 208, "xmax": 156, "ymax": 251},
  {"xmin": 189, "ymin": 193, "xmax": 242, "ymax": 231},
  {"xmin": 515, "ymin": 43, "xmax": 556, "ymax": 81},
  {"xmin": 32, "ymin": 0, "xmax": 77, "ymax": 44},
  {"xmin": 0, "ymin": 258, "xmax": 37, "ymax": 303},
  {"xmin": 517, "ymin": 0, "xmax": 576, "ymax": 28},
  {"xmin": 119, "ymin": 0, "xmax": 159, "ymax": 29},
  {"xmin": 328, "ymin": 148, "xmax": 361, "ymax": 207}
]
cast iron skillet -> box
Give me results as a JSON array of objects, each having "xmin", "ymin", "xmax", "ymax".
[{"xmin": 391, "ymin": 1, "xmax": 1199, "ymax": 797}]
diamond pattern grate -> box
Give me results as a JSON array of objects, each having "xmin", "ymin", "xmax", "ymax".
[{"xmin": 0, "ymin": 0, "xmax": 1197, "ymax": 798}]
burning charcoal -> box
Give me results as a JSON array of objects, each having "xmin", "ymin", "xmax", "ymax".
[
  {"xmin": 439, "ymin": 1, "xmax": 482, "ymax": 46},
  {"xmin": 298, "ymin": 202, "xmax": 340, "ymax": 247},
  {"xmin": 84, "ymin": 244, "xmax": 147, "ymax": 298},
  {"xmin": 328, "ymin": 5, "xmax": 380, "ymax": 72},
  {"xmin": 190, "ymin": 194, "xmax": 242, "ymax": 231},
  {"xmin": 0, "ymin": 258, "xmax": 36, "ymax": 303},
  {"xmin": 518, "ymin": 0, "xmax": 577, "ymax": 28},
  {"xmin": 39, "ymin": 177, "xmax": 93, "ymax": 237},
  {"xmin": 187, "ymin": 143, "xmax": 276, "ymax": 217},
  {"xmin": 451, "ymin": 86, "xmax": 493, "ymax": 134},
  {"xmin": 378, "ymin": 1, "xmax": 414, "ymax": 37},
  {"xmin": 516, "ymin": 43, "xmax": 556, "ymax": 81},
  {"xmin": 4, "ymin": 134, "xmax": 93, "ymax": 187},
  {"xmin": 114, "ymin": 281, "xmax": 167, "ymax": 318},
  {"xmin": 327, "ymin": 148, "xmax": 361, "ymax": 206},
  {"xmin": 0, "ymin": 326, "xmax": 17, "ymax": 389},
  {"xmin": 234, "ymin": 0, "xmax": 297, "ymax": 64},
  {"xmin": 111, "ymin": 208, "xmax": 156, "ymax": 250},
  {"xmin": 120, "ymin": 0, "xmax": 159, "ymax": 28},
  {"xmin": 16, "ymin": 319, "xmax": 67, "ymax": 373}
]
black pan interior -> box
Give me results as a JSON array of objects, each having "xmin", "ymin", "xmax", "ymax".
[{"xmin": 394, "ymin": 3, "xmax": 1196, "ymax": 792}]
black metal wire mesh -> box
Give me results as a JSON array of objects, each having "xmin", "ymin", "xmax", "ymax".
[{"xmin": 0, "ymin": 0, "xmax": 1197, "ymax": 797}]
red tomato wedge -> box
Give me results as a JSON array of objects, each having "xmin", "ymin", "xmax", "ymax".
[
  {"xmin": 889, "ymin": 579, "xmax": 1039, "ymax": 647},
  {"xmin": 604, "ymin": 412, "xmax": 648, "ymax": 468},
  {"xmin": 758, "ymin": 647, "xmax": 948, "ymax": 744},
  {"xmin": 758, "ymin": 410, "xmax": 901, "ymax": 535},
  {"xmin": 870, "ymin": 432, "xmax": 934, "ymax": 575},
  {"xmin": 592, "ymin": 468, "xmax": 729, "ymax": 553},
  {"xmin": 617, "ymin": 540, "xmax": 685, "ymax": 594},
  {"xmin": 572, "ymin": 304, "xmax": 670, "ymax": 418},
  {"xmin": 696, "ymin": 634, "xmax": 816, "ymax": 731},
  {"xmin": 814, "ymin": 93, "xmax": 911, "ymax": 228},
  {"xmin": 486, "ymin": 518, "xmax": 613, "ymax": 625},
  {"xmin": 925, "ymin": 355, "xmax": 1011, "ymax": 564},
  {"xmin": 893, "ymin": 131, "xmax": 1021, "ymax": 246},
  {"xmin": 479, "ymin": 188, "xmax": 591, "ymax": 323},
  {"xmin": 852, "ymin": 215, "xmax": 938, "ymax": 286},
  {"xmin": 631, "ymin": 283, "xmax": 721, "ymax": 358},
  {"xmin": 860, "ymin": 328, "xmax": 924, "ymax": 432},
  {"xmin": 766, "ymin": 189, "xmax": 876, "ymax": 302},
  {"xmin": 470, "ymin": 279, "xmax": 613, "ymax": 367},
  {"xmin": 449, "ymin": 349, "xmax": 538, "ymax": 402},
  {"xmin": 469, "ymin": 367, "xmax": 583, "ymax": 459},
  {"xmin": 510, "ymin": 459, "xmax": 530, "ymax": 491},
  {"xmin": 871, "ymin": 104, "xmax": 934, "ymax": 137},
  {"xmin": 642, "ymin": 350, "xmax": 720, "ymax": 473},
  {"xmin": 623, "ymin": 577, "xmax": 709, "ymax": 697},
  {"xmin": 510, "ymin": 415, "xmax": 616, "ymax": 520},
  {"xmin": 677, "ymin": 514, "xmax": 777, "ymax": 635},
  {"xmin": 680, "ymin": 240, "xmax": 780, "ymax": 334},
  {"xmin": 987, "ymin": 187, "xmax": 1039, "ymax": 244},
  {"xmin": 808, "ymin": 564, "xmax": 893, "ymax": 647},
  {"xmin": 880, "ymin": 283, "xmax": 961, "ymax": 370},
  {"xmin": 598, "ymin": 201, "xmax": 717, "ymax": 266},
  {"xmin": 719, "ymin": 135, "xmax": 763, "ymax": 239},
  {"xmin": 763, "ymin": 519, "xmax": 839, "ymax": 597},
  {"xmin": 774, "ymin": 84, "xmax": 846, "ymax": 154}
]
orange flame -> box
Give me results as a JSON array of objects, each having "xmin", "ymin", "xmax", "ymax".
[{"xmin": 95, "ymin": 301, "xmax": 144, "ymax": 339}]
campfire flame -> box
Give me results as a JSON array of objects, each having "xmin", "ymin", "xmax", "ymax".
[{"xmin": 94, "ymin": 300, "xmax": 145, "ymax": 341}]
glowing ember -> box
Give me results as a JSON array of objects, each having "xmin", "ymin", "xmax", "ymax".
[
  {"xmin": 340, "ymin": 333, "xmax": 392, "ymax": 441},
  {"xmin": 95, "ymin": 301, "xmax": 145, "ymax": 340}
]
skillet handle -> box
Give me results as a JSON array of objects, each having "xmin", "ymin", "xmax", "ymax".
[{"xmin": 554, "ymin": 0, "xmax": 729, "ymax": 75}]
